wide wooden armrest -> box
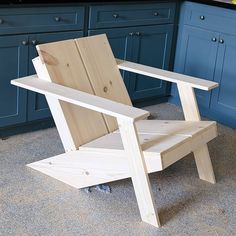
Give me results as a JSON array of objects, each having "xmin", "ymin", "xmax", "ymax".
[
  {"xmin": 11, "ymin": 75, "xmax": 149, "ymax": 121},
  {"xmin": 116, "ymin": 59, "xmax": 218, "ymax": 91}
]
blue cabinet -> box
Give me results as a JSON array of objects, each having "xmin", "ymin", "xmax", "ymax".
[
  {"xmin": 27, "ymin": 31, "xmax": 84, "ymax": 121},
  {"xmin": 174, "ymin": 26, "xmax": 219, "ymax": 108},
  {"xmin": 210, "ymin": 33, "xmax": 236, "ymax": 125},
  {"xmin": 129, "ymin": 24, "xmax": 174, "ymax": 101},
  {"xmin": 172, "ymin": 1, "xmax": 236, "ymax": 128},
  {"xmin": 0, "ymin": 35, "xmax": 28, "ymax": 127}
]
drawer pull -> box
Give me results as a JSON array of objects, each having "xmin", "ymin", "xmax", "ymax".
[
  {"xmin": 211, "ymin": 37, "xmax": 217, "ymax": 42},
  {"xmin": 112, "ymin": 14, "xmax": 119, "ymax": 19},
  {"xmin": 32, "ymin": 40, "xmax": 38, "ymax": 46},
  {"xmin": 22, "ymin": 40, "xmax": 28, "ymax": 46},
  {"xmin": 54, "ymin": 16, "xmax": 61, "ymax": 22},
  {"xmin": 135, "ymin": 32, "xmax": 141, "ymax": 36},
  {"xmin": 154, "ymin": 12, "xmax": 159, "ymax": 16},
  {"xmin": 219, "ymin": 39, "xmax": 224, "ymax": 44},
  {"xmin": 0, "ymin": 19, "xmax": 4, "ymax": 24},
  {"xmin": 129, "ymin": 32, "xmax": 134, "ymax": 36},
  {"xmin": 200, "ymin": 15, "xmax": 205, "ymax": 20}
]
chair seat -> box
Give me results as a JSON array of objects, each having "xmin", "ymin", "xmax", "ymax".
[{"xmin": 81, "ymin": 120, "xmax": 217, "ymax": 169}]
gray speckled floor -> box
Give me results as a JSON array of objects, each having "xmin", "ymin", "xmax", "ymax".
[{"xmin": 0, "ymin": 103, "xmax": 235, "ymax": 236}]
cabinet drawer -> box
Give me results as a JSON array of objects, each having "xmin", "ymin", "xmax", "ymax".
[
  {"xmin": 183, "ymin": 2, "xmax": 236, "ymax": 35},
  {"xmin": 0, "ymin": 7, "xmax": 85, "ymax": 35},
  {"xmin": 89, "ymin": 3, "xmax": 176, "ymax": 29}
]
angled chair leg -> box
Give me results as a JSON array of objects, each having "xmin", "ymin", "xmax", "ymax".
[
  {"xmin": 117, "ymin": 118, "xmax": 160, "ymax": 228},
  {"xmin": 177, "ymin": 83, "xmax": 216, "ymax": 184},
  {"xmin": 193, "ymin": 144, "xmax": 216, "ymax": 184}
]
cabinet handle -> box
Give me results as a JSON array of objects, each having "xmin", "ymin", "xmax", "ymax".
[
  {"xmin": 32, "ymin": 40, "xmax": 38, "ymax": 46},
  {"xmin": 135, "ymin": 32, "xmax": 141, "ymax": 36},
  {"xmin": 0, "ymin": 19, "xmax": 4, "ymax": 24},
  {"xmin": 129, "ymin": 32, "xmax": 134, "ymax": 36},
  {"xmin": 219, "ymin": 39, "xmax": 224, "ymax": 44},
  {"xmin": 54, "ymin": 16, "xmax": 61, "ymax": 22},
  {"xmin": 22, "ymin": 40, "xmax": 28, "ymax": 46},
  {"xmin": 154, "ymin": 12, "xmax": 159, "ymax": 16},
  {"xmin": 211, "ymin": 37, "xmax": 217, "ymax": 42},
  {"xmin": 200, "ymin": 15, "xmax": 205, "ymax": 20},
  {"xmin": 112, "ymin": 14, "xmax": 119, "ymax": 19}
]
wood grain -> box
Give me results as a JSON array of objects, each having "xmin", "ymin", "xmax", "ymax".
[
  {"xmin": 36, "ymin": 39, "xmax": 109, "ymax": 147},
  {"xmin": 117, "ymin": 59, "xmax": 218, "ymax": 91},
  {"xmin": 177, "ymin": 83, "xmax": 216, "ymax": 183},
  {"xmin": 76, "ymin": 35, "xmax": 132, "ymax": 132}
]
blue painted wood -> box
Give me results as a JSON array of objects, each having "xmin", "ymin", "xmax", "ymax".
[
  {"xmin": 27, "ymin": 31, "xmax": 84, "ymax": 121},
  {"xmin": 182, "ymin": 1, "xmax": 236, "ymax": 36},
  {"xmin": 210, "ymin": 33, "xmax": 236, "ymax": 121},
  {"xmin": 172, "ymin": 1, "xmax": 236, "ymax": 128},
  {"xmin": 0, "ymin": 7, "xmax": 85, "ymax": 35},
  {"xmin": 129, "ymin": 24, "xmax": 174, "ymax": 101},
  {"xmin": 173, "ymin": 25, "xmax": 219, "ymax": 108},
  {"xmin": 0, "ymin": 35, "xmax": 28, "ymax": 127},
  {"xmin": 89, "ymin": 2, "xmax": 176, "ymax": 29}
]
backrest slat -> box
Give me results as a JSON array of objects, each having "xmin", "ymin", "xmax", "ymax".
[
  {"xmin": 36, "ymin": 39, "xmax": 109, "ymax": 147},
  {"xmin": 75, "ymin": 34, "xmax": 132, "ymax": 132}
]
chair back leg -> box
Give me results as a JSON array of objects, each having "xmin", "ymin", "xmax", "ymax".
[{"xmin": 177, "ymin": 83, "xmax": 216, "ymax": 183}]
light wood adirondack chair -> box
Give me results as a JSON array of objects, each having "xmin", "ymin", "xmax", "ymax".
[{"xmin": 11, "ymin": 34, "xmax": 218, "ymax": 228}]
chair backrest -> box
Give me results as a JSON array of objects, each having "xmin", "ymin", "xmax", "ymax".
[{"xmin": 35, "ymin": 34, "xmax": 132, "ymax": 148}]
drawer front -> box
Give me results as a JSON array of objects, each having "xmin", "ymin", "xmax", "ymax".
[
  {"xmin": 183, "ymin": 2, "xmax": 236, "ymax": 35},
  {"xmin": 0, "ymin": 7, "xmax": 85, "ymax": 34},
  {"xmin": 89, "ymin": 3, "xmax": 176, "ymax": 29}
]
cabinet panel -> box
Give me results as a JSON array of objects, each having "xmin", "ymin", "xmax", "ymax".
[
  {"xmin": 183, "ymin": 1, "xmax": 236, "ymax": 36},
  {"xmin": 28, "ymin": 31, "xmax": 84, "ymax": 121},
  {"xmin": 89, "ymin": 2, "xmax": 176, "ymax": 29},
  {"xmin": 211, "ymin": 34, "xmax": 236, "ymax": 119},
  {"xmin": 174, "ymin": 26, "xmax": 219, "ymax": 108},
  {"xmin": 0, "ymin": 7, "xmax": 85, "ymax": 35},
  {"xmin": 89, "ymin": 28, "xmax": 133, "ymax": 88},
  {"xmin": 129, "ymin": 24, "xmax": 174, "ymax": 101},
  {"xmin": 0, "ymin": 35, "xmax": 28, "ymax": 127}
]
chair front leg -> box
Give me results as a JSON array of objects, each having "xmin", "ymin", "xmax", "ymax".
[{"xmin": 117, "ymin": 118, "xmax": 160, "ymax": 227}]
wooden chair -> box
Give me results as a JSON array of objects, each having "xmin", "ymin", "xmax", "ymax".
[{"xmin": 11, "ymin": 34, "xmax": 218, "ymax": 228}]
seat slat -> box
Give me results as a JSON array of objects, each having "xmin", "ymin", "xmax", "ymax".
[
  {"xmin": 81, "ymin": 120, "xmax": 217, "ymax": 156},
  {"xmin": 134, "ymin": 120, "xmax": 216, "ymax": 137}
]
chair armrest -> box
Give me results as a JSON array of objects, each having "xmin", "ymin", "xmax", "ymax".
[
  {"xmin": 116, "ymin": 59, "xmax": 218, "ymax": 91},
  {"xmin": 11, "ymin": 76, "xmax": 149, "ymax": 122}
]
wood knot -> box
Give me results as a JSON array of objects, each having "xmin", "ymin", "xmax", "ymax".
[
  {"xmin": 103, "ymin": 86, "xmax": 108, "ymax": 93},
  {"xmin": 37, "ymin": 49, "xmax": 58, "ymax": 66}
]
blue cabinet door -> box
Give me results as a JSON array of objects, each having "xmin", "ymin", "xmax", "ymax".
[
  {"xmin": 174, "ymin": 26, "xmax": 219, "ymax": 108},
  {"xmin": 27, "ymin": 31, "xmax": 84, "ymax": 121},
  {"xmin": 210, "ymin": 33, "xmax": 236, "ymax": 126},
  {"xmin": 128, "ymin": 24, "xmax": 174, "ymax": 101},
  {"xmin": 0, "ymin": 35, "xmax": 28, "ymax": 127},
  {"xmin": 88, "ymin": 28, "xmax": 133, "ymax": 89}
]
